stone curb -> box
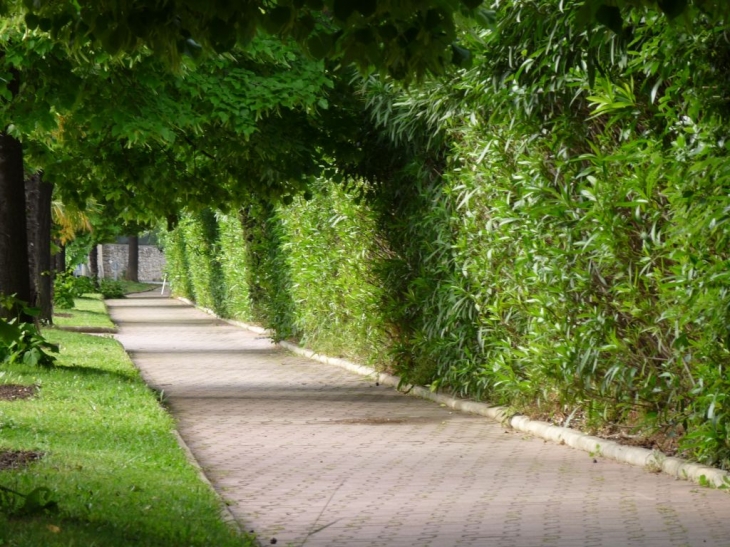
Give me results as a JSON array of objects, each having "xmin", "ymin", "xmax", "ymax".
[
  {"xmin": 279, "ymin": 343, "xmax": 730, "ymax": 489},
  {"xmin": 177, "ymin": 297, "xmax": 730, "ymax": 490}
]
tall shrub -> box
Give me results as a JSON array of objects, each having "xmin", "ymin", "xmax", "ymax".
[
  {"xmin": 279, "ymin": 180, "xmax": 387, "ymax": 363},
  {"xmin": 166, "ymin": 2, "xmax": 730, "ymax": 467}
]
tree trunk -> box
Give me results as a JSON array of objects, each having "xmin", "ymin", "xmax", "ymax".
[
  {"xmin": 25, "ymin": 173, "xmax": 39, "ymax": 308},
  {"xmin": 53, "ymin": 243, "xmax": 66, "ymax": 274},
  {"xmin": 37, "ymin": 176, "xmax": 53, "ymax": 323},
  {"xmin": 89, "ymin": 244, "xmax": 99, "ymax": 288},
  {"xmin": 126, "ymin": 235, "xmax": 139, "ymax": 282},
  {"xmin": 25, "ymin": 173, "xmax": 54, "ymax": 323},
  {"xmin": 0, "ymin": 131, "xmax": 32, "ymax": 321}
]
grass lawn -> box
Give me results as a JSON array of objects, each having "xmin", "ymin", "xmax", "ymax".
[
  {"xmin": 0, "ymin": 329, "xmax": 255, "ymax": 546},
  {"xmin": 52, "ymin": 295, "xmax": 116, "ymax": 330},
  {"xmin": 117, "ymin": 281, "xmax": 160, "ymax": 295},
  {"xmin": 52, "ymin": 280, "xmax": 160, "ymax": 330}
]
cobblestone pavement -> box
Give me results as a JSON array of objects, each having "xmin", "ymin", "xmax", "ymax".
[{"xmin": 109, "ymin": 293, "xmax": 730, "ymax": 547}]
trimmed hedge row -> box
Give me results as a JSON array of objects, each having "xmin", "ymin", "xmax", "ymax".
[
  {"xmin": 165, "ymin": 134, "xmax": 730, "ymax": 469},
  {"xmin": 165, "ymin": 182, "xmax": 388, "ymax": 366},
  {"xmin": 166, "ymin": 3, "xmax": 730, "ymax": 469}
]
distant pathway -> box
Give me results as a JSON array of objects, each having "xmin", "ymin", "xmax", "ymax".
[{"xmin": 109, "ymin": 293, "xmax": 730, "ymax": 547}]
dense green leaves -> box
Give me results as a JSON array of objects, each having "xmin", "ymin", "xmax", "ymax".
[
  {"xmin": 166, "ymin": 181, "xmax": 387, "ymax": 361},
  {"xmin": 4, "ymin": 0, "xmax": 730, "ymax": 471},
  {"xmin": 0, "ymin": 296, "xmax": 58, "ymax": 368},
  {"xmin": 166, "ymin": 0, "xmax": 730, "ymax": 470},
  {"xmin": 33, "ymin": 36, "xmax": 335, "ymax": 222},
  {"xmin": 20, "ymin": 0, "xmax": 493, "ymax": 81}
]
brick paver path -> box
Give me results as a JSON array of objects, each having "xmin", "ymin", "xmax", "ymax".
[{"xmin": 109, "ymin": 293, "xmax": 730, "ymax": 547}]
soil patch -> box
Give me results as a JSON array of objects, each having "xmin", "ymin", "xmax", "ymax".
[
  {"xmin": 54, "ymin": 312, "xmax": 72, "ymax": 317},
  {"xmin": 0, "ymin": 450, "xmax": 43, "ymax": 471},
  {"xmin": 530, "ymin": 406, "xmax": 682, "ymax": 457},
  {"xmin": 0, "ymin": 384, "xmax": 37, "ymax": 402}
]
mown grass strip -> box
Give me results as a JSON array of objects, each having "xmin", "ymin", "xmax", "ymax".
[
  {"xmin": 0, "ymin": 329, "xmax": 254, "ymax": 546},
  {"xmin": 52, "ymin": 295, "xmax": 116, "ymax": 330},
  {"xmin": 117, "ymin": 281, "xmax": 159, "ymax": 295}
]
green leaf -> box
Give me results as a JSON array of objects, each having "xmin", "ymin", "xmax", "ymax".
[
  {"xmin": 473, "ymin": 8, "xmax": 496, "ymax": 28},
  {"xmin": 22, "ymin": 305, "xmax": 40, "ymax": 317},
  {"xmin": 333, "ymin": 0, "xmax": 356, "ymax": 21},
  {"xmin": 307, "ymin": 33, "xmax": 334, "ymax": 59},
  {"xmin": 451, "ymin": 44, "xmax": 472, "ymax": 68},
  {"xmin": 0, "ymin": 319, "xmax": 20, "ymax": 345},
  {"xmin": 20, "ymin": 487, "xmax": 58, "ymax": 516},
  {"xmin": 595, "ymin": 5, "xmax": 623, "ymax": 35},
  {"xmin": 460, "ymin": 0, "xmax": 483, "ymax": 9},
  {"xmin": 658, "ymin": 0, "xmax": 688, "ymax": 19},
  {"xmin": 353, "ymin": 0, "xmax": 377, "ymax": 17},
  {"xmin": 23, "ymin": 347, "xmax": 40, "ymax": 367},
  {"xmin": 24, "ymin": 13, "xmax": 39, "ymax": 29}
]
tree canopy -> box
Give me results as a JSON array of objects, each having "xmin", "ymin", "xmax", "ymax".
[
  {"xmin": 19, "ymin": 0, "xmax": 488, "ymax": 81},
  {"xmin": 2, "ymin": 0, "xmax": 730, "ymax": 309},
  {"xmin": 17, "ymin": 0, "xmax": 728, "ymax": 82}
]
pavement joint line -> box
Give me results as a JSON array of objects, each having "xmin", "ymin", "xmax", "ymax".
[{"xmin": 176, "ymin": 296, "xmax": 730, "ymax": 490}]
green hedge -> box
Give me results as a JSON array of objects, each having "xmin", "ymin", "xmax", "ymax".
[
  {"xmin": 166, "ymin": 149, "xmax": 730, "ymax": 467},
  {"xmin": 166, "ymin": 3, "xmax": 730, "ymax": 469},
  {"xmin": 166, "ymin": 182, "xmax": 387, "ymax": 365}
]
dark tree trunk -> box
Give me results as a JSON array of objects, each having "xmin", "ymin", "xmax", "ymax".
[
  {"xmin": 25, "ymin": 173, "xmax": 39, "ymax": 308},
  {"xmin": 89, "ymin": 244, "xmax": 99, "ymax": 288},
  {"xmin": 0, "ymin": 131, "xmax": 32, "ymax": 321},
  {"xmin": 25, "ymin": 173, "xmax": 54, "ymax": 323},
  {"xmin": 37, "ymin": 177, "xmax": 53, "ymax": 322},
  {"xmin": 126, "ymin": 235, "xmax": 139, "ymax": 282},
  {"xmin": 53, "ymin": 243, "xmax": 66, "ymax": 274}
]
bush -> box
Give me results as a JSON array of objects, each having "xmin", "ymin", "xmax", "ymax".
[
  {"xmin": 99, "ymin": 280, "xmax": 125, "ymax": 299},
  {"xmin": 53, "ymin": 271, "xmax": 77, "ymax": 309},
  {"xmin": 54, "ymin": 273, "xmax": 98, "ymax": 309},
  {"xmin": 72, "ymin": 275, "xmax": 96, "ymax": 295},
  {"xmin": 0, "ymin": 296, "xmax": 58, "ymax": 367},
  {"xmin": 164, "ymin": 3, "xmax": 730, "ymax": 468}
]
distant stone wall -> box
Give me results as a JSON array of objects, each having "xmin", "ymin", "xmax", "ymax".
[{"xmin": 98, "ymin": 244, "xmax": 166, "ymax": 281}]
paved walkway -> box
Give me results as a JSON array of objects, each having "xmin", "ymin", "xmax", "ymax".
[{"xmin": 109, "ymin": 293, "xmax": 730, "ymax": 547}]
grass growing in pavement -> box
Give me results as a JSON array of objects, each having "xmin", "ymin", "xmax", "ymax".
[
  {"xmin": 52, "ymin": 295, "xmax": 116, "ymax": 330},
  {"xmin": 0, "ymin": 329, "xmax": 254, "ymax": 546}
]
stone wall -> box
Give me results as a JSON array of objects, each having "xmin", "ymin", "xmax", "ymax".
[{"xmin": 98, "ymin": 244, "xmax": 166, "ymax": 281}]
